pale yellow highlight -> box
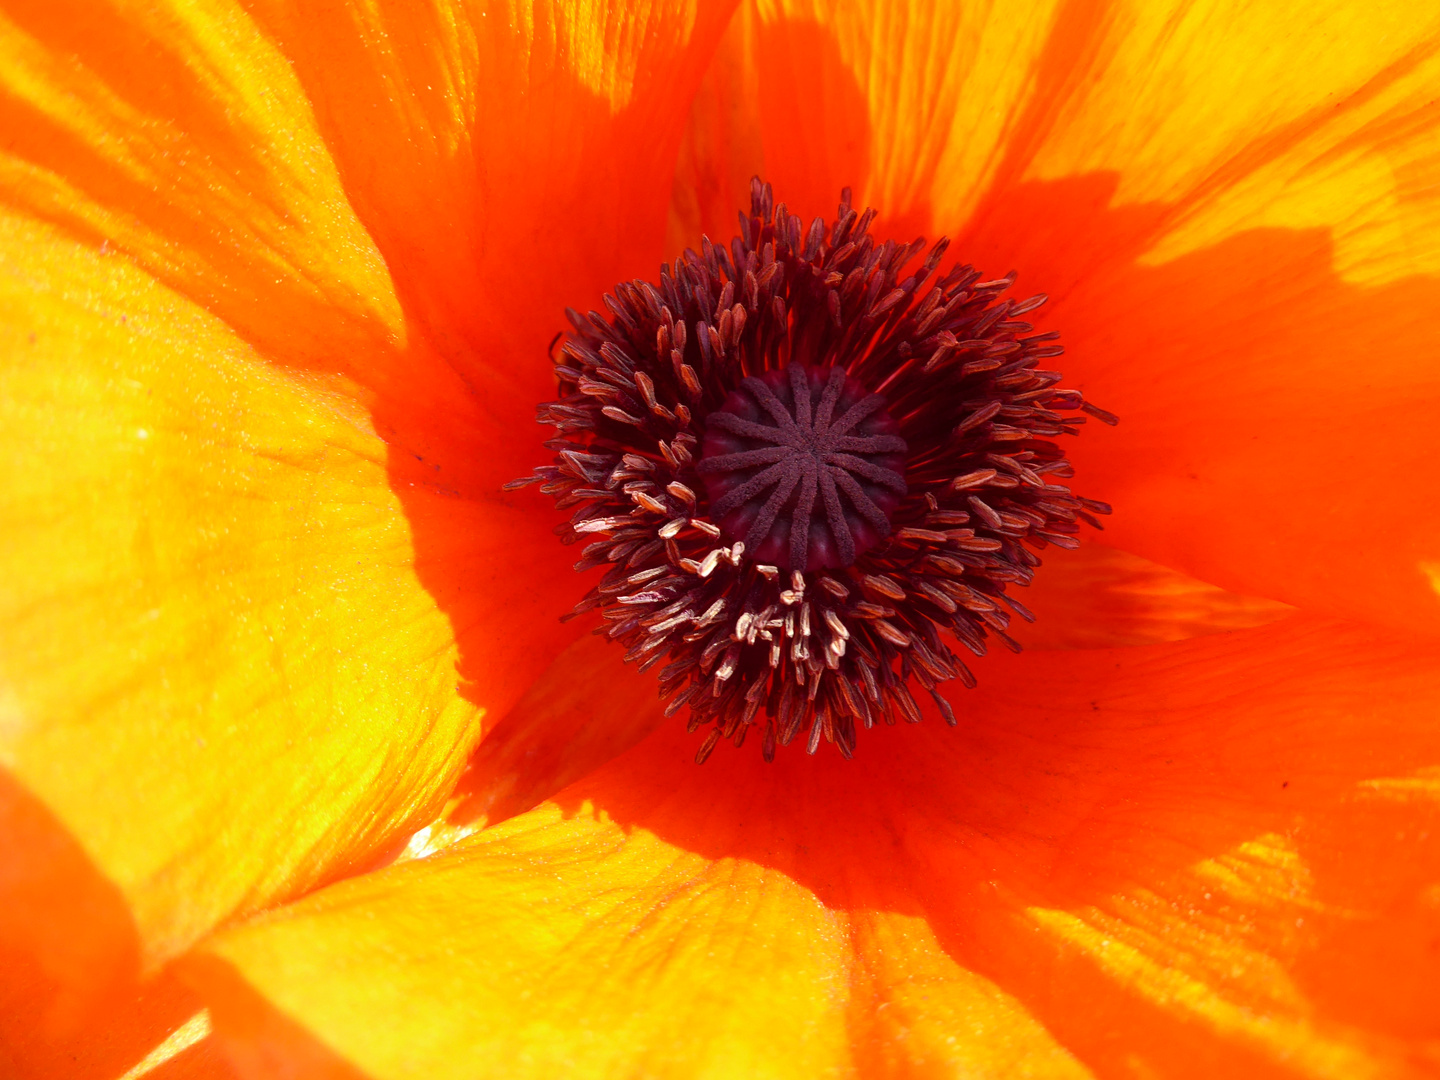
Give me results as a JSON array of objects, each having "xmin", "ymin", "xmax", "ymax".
[
  {"xmin": 1358, "ymin": 766, "xmax": 1440, "ymax": 803},
  {"xmin": 1024, "ymin": 0, "xmax": 1440, "ymax": 286},
  {"xmin": 503, "ymin": 0, "xmax": 701, "ymax": 111},
  {"xmin": 395, "ymin": 818, "xmax": 482, "ymax": 862},
  {"xmin": 1421, "ymin": 562, "xmax": 1440, "ymax": 599},
  {"xmin": 1028, "ymin": 832, "xmax": 1404, "ymax": 1077},
  {"xmin": 1192, "ymin": 833, "xmax": 1338, "ymax": 917},
  {"xmin": 118, "ymin": 1010, "xmax": 212, "ymax": 1080}
]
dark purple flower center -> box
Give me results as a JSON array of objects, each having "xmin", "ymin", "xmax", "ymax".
[
  {"xmin": 698, "ymin": 364, "xmax": 906, "ymax": 571},
  {"xmin": 510, "ymin": 179, "xmax": 1117, "ymax": 763}
]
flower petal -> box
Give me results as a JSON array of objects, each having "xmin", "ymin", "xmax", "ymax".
[
  {"xmin": 954, "ymin": 4, "xmax": 1440, "ymax": 633},
  {"xmin": 0, "ymin": 0, "xmax": 405, "ymax": 374},
  {"xmin": 445, "ymin": 632, "xmax": 670, "ymax": 832},
  {"xmin": 447, "ymin": 549, "xmax": 1295, "ymax": 834},
  {"xmin": 1012, "ymin": 543, "xmax": 1294, "ymax": 650},
  {"xmin": 1, "ymin": 0, "xmax": 744, "ymax": 1053},
  {"xmin": 245, "ymin": 0, "xmax": 741, "ymax": 400},
  {"xmin": 674, "ymin": 0, "xmax": 1440, "ymax": 633},
  {"xmin": 962, "ymin": 174, "xmax": 1440, "ymax": 634},
  {"xmin": 190, "ymin": 617, "xmax": 1440, "ymax": 1076},
  {"xmin": 187, "ymin": 807, "xmax": 1085, "ymax": 1080},
  {"xmin": 671, "ymin": 0, "xmax": 1065, "ymax": 238},
  {"xmin": 0, "ymin": 211, "xmax": 483, "ymax": 1059},
  {"xmin": 0, "ymin": 774, "xmax": 224, "ymax": 1080}
]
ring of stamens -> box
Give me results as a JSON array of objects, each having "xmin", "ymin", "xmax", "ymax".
[{"xmin": 510, "ymin": 179, "xmax": 1116, "ymax": 763}]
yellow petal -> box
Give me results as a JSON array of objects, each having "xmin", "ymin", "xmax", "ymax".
[
  {"xmin": 189, "ymin": 617, "xmax": 1440, "ymax": 1077},
  {"xmin": 672, "ymin": 0, "xmax": 1064, "ymax": 238},
  {"xmin": 1, "ymin": 2, "xmax": 744, "ymax": 1069},
  {"xmin": 0, "ymin": 211, "xmax": 478, "ymax": 1057},
  {"xmin": 0, "ymin": 0, "xmax": 405, "ymax": 372},
  {"xmin": 845, "ymin": 909, "xmax": 1089, "ymax": 1077},
  {"xmin": 1020, "ymin": 1, "xmax": 1440, "ymax": 287},
  {"xmin": 188, "ymin": 803, "xmax": 1085, "ymax": 1080}
]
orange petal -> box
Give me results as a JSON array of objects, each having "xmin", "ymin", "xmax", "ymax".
[
  {"xmin": 0, "ymin": 0, "xmax": 404, "ymax": 375},
  {"xmin": 445, "ymin": 631, "xmax": 670, "ymax": 832},
  {"xmin": 673, "ymin": 0, "xmax": 1440, "ymax": 633},
  {"xmin": 0, "ymin": 212, "xmax": 485, "ymax": 1065},
  {"xmin": 0, "ymin": 774, "xmax": 222, "ymax": 1080},
  {"xmin": 245, "ymin": 0, "xmax": 741, "ymax": 405},
  {"xmin": 962, "ymin": 179, "xmax": 1440, "ymax": 635},
  {"xmin": 672, "ymin": 0, "xmax": 1064, "ymax": 239},
  {"xmin": 447, "ymin": 547, "xmax": 1293, "ymax": 833},
  {"xmin": 952, "ymin": 4, "xmax": 1440, "ymax": 634},
  {"xmin": 189, "ymin": 617, "xmax": 1440, "ymax": 1077},
  {"xmin": 1012, "ymin": 542, "xmax": 1294, "ymax": 650}
]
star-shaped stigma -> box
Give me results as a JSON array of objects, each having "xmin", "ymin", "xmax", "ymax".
[{"xmin": 698, "ymin": 364, "xmax": 908, "ymax": 571}]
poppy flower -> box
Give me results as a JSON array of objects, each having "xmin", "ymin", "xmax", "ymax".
[{"xmin": 2, "ymin": 0, "xmax": 1438, "ymax": 1077}]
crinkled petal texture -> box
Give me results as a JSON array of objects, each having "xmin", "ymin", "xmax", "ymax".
[
  {"xmin": 191, "ymin": 618, "xmax": 1440, "ymax": 1079},
  {"xmin": 675, "ymin": 0, "xmax": 1440, "ymax": 634},
  {"xmin": 0, "ymin": 0, "xmax": 734, "ymax": 1073}
]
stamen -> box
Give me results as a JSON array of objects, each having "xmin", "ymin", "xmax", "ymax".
[{"xmin": 509, "ymin": 178, "xmax": 1116, "ymax": 761}]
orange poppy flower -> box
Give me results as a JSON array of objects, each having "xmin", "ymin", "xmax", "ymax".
[{"xmin": 2, "ymin": 0, "xmax": 1439, "ymax": 1077}]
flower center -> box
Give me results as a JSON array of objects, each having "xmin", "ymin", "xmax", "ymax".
[
  {"xmin": 509, "ymin": 179, "xmax": 1116, "ymax": 763},
  {"xmin": 698, "ymin": 364, "xmax": 907, "ymax": 571}
]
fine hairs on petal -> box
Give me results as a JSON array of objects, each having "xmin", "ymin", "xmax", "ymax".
[{"xmin": 509, "ymin": 179, "xmax": 1116, "ymax": 762}]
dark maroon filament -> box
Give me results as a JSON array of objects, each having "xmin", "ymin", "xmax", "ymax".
[{"xmin": 698, "ymin": 364, "xmax": 906, "ymax": 571}]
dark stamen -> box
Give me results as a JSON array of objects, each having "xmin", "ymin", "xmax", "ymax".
[{"xmin": 508, "ymin": 178, "xmax": 1116, "ymax": 762}]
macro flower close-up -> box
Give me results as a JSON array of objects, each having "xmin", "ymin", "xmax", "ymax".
[{"xmin": 2, "ymin": 0, "xmax": 1439, "ymax": 1077}]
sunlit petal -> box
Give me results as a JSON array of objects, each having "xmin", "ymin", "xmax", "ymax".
[{"xmin": 191, "ymin": 617, "xmax": 1440, "ymax": 1077}]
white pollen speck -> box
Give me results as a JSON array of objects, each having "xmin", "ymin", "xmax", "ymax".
[{"xmin": 135, "ymin": 428, "xmax": 149, "ymax": 439}]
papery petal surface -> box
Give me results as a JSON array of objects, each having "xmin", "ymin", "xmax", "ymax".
[{"xmin": 192, "ymin": 618, "xmax": 1440, "ymax": 1079}]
